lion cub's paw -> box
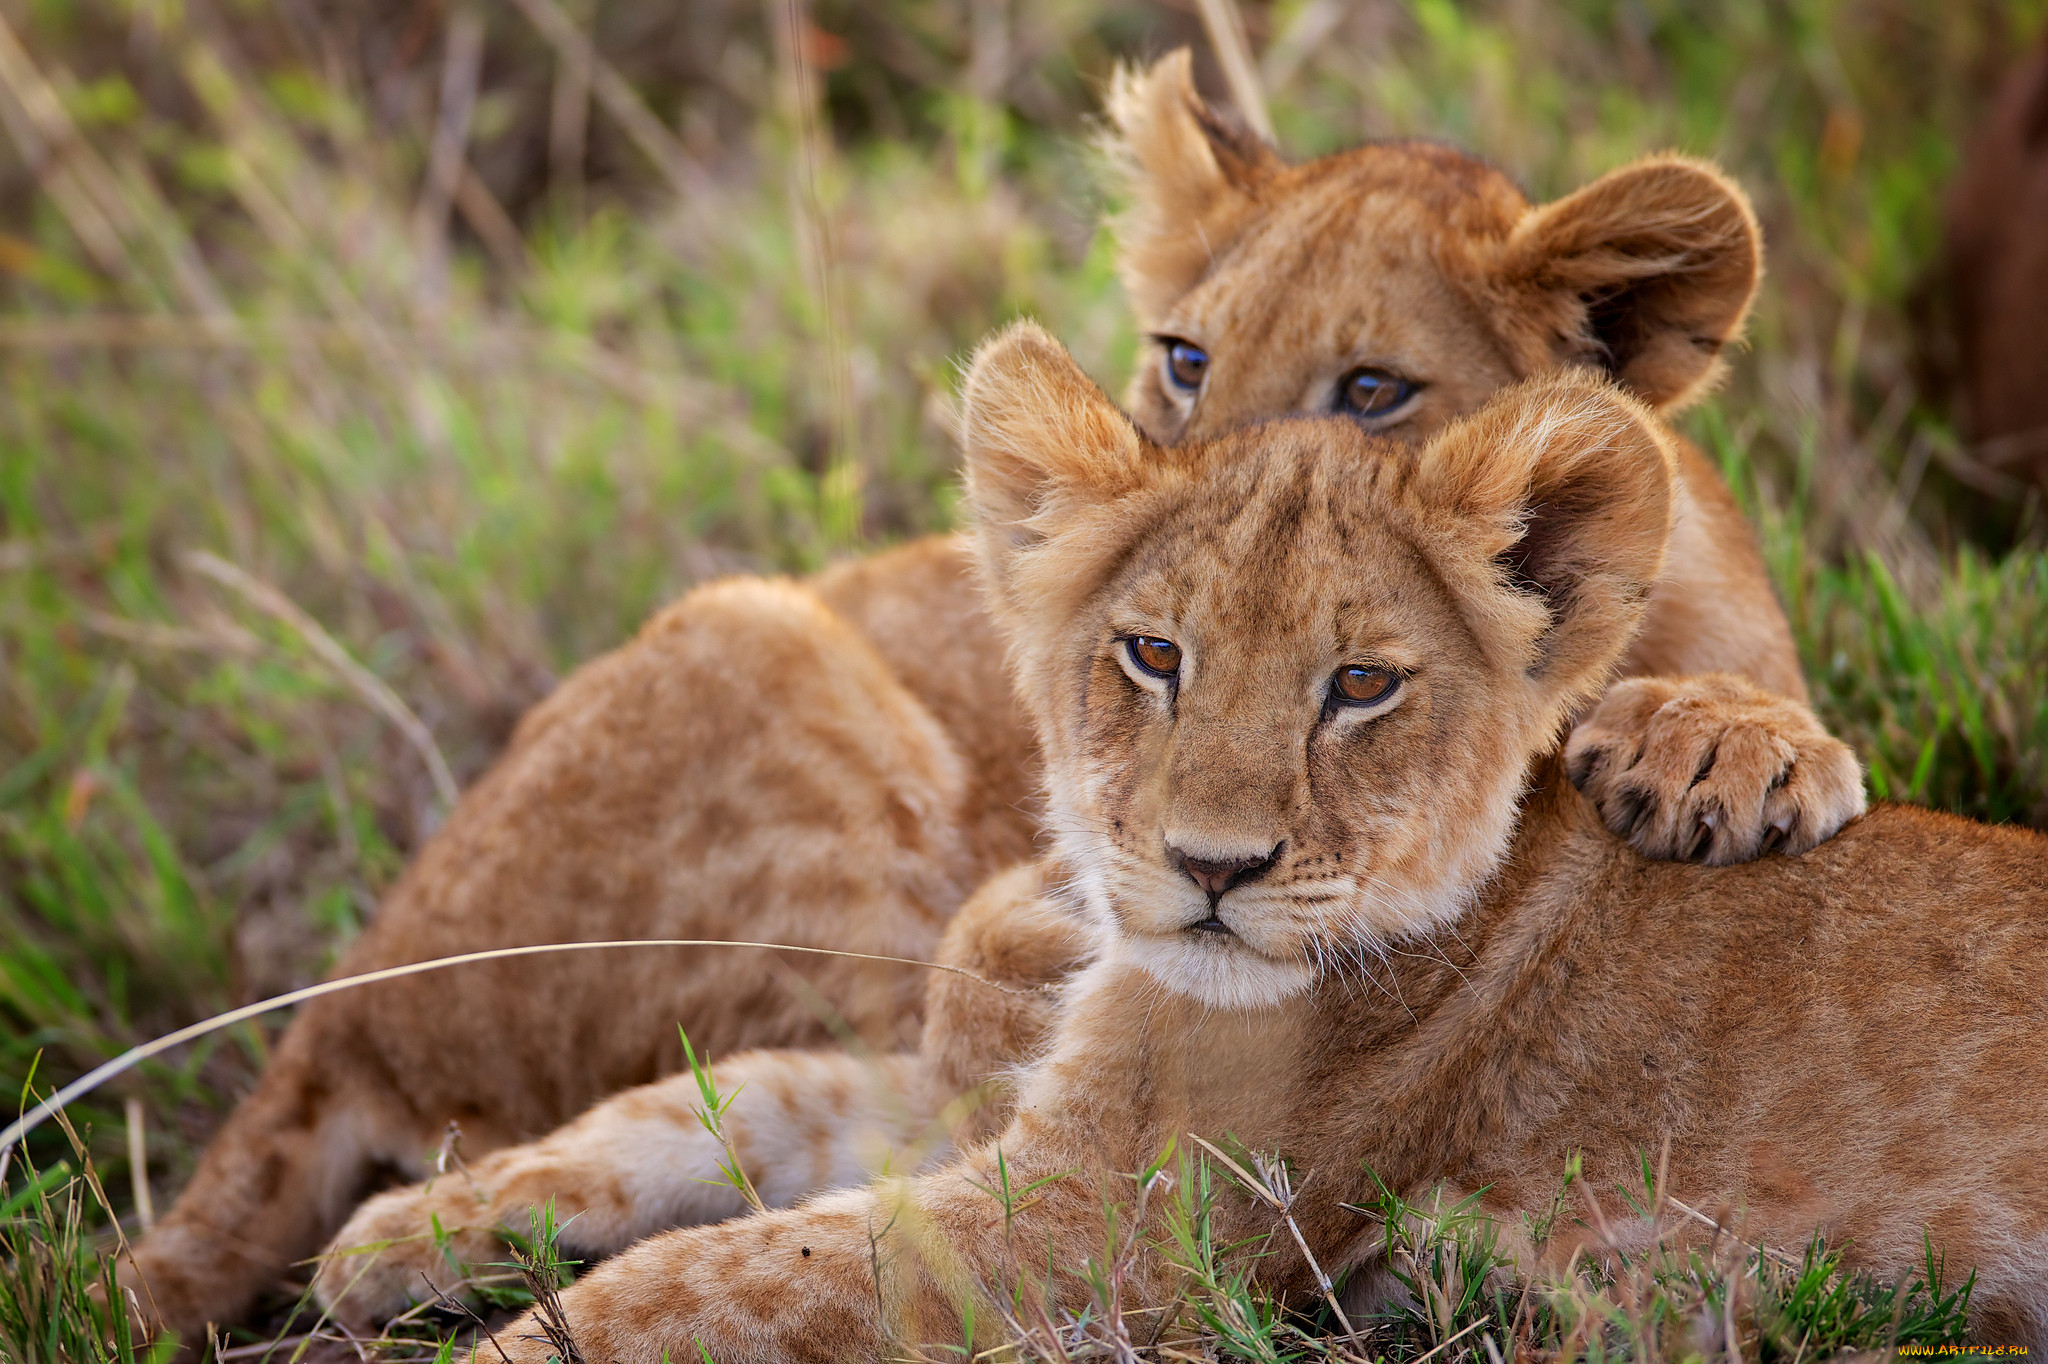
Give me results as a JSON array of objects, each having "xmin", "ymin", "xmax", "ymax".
[
  {"xmin": 1566, "ymin": 674, "xmax": 1866, "ymax": 866},
  {"xmin": 311, "ymin": 1181, "xmax": 509, "ymax": 1331}
]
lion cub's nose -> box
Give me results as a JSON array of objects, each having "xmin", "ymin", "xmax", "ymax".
[{"xmin": 1169, "ymin": 843, "xmax": 1281, "ymax": 902}]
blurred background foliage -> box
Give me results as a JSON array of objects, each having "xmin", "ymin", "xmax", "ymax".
[{"xmin": 0, "ymin": 0, "xmax": 2045, "ymax": 1242}]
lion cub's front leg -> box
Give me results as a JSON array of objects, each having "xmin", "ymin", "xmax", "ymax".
[
  {"xmin": 315, "ymin": 864, "xmax": 1090, "ymax": 1331},
  {"xmin": 481, "ymin": 1157, "xmax": 1123, "ymax": 1364},
  {"xmin": 313, "ymin": 1050, "xmax": 941, "ymax": 1329},
  {"xmin": 1566, "ymin": 673, "xmax": 1866, "ymax": 865},
  {"xmin": 481, "ymin": 1059, "xmax": 1165, "ymax": 1364}
]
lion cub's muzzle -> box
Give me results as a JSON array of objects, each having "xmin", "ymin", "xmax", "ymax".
[{"xmin": 1167, "ymin": 839, "xmax": 1283, "ymax": 936}]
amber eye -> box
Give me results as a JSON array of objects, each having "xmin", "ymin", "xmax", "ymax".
[
  {"xmin": 1332, "ymin": 665, "xmax": 1400, "ymax": 707},
  {"xmin": 1337, "ymin": 368, "xmax": 1416, "ymax": 418},
  {"xmin": 1126, "ymin": 635, "xmax": 1183, "ymax": 679},
  {"xmin": 1161, "ymin": 339, "xmax": 1209, "ymax": 392}
]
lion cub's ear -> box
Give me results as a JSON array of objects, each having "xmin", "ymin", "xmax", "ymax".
[
  {"xmin": 1417, "ymin": 372, "xmax": 1675, "ymax": 711},
  {"xmin": 960, "ymin": 321, "xmax": 1147, "ymax": 615},
  {"xmin": 1106, "ymin": 49, "xmax": 1279, "ymax": 324},
  {"xmin": 1500, "ymin": 156, "xmax": 1761, "ymax": 411}
]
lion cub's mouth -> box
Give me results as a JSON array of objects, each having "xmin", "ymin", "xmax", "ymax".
[{"xmin": 1187, "ymin": 915, "xmax": 1235, "ymax": 937}]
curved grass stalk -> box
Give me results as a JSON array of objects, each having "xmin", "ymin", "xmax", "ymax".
[{"xmin": 0, "ymin": 937, "xmax": 1035, "ymax": 1172}]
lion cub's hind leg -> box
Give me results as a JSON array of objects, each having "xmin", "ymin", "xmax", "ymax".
[{"xmin": 1565, "ymin": 673, "xmax": 1866, "ymax": 865}]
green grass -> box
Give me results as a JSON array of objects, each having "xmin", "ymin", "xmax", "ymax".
[
  {"xmin": 925, "ymin": 1146, "xmax": 1980, "ymax": 1363},
  {"xmin": 1700, "ymin": 404, "xmax": 2048, "ymax": 826},
  {"xmin": 1332, "ymin": 1157, "xmax": 1977, "ymax": 1364},
  {"xmin": 1323, "ymin": 1155, "xmax": 1962, "ymax": 1363},
  {"xmin": 0, "ymin": 1099, "xmax": 169, "ymax": 1364},
  {"xmin": 1, "ymin": 0, "xmax": 2044, "ymax": 1356}
]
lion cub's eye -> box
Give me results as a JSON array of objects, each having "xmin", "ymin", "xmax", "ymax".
[
  {"xmin": 1332, "ymin": 665, "xmax": 1400, "ymax": 707},
  {"xmin": 1337, "ymin": 367, "xmax": 1416, "ymax": 418},
  {"xmin": 1126, "ymin": 636, "xmax": 1183, "ymax": 678},
  {"xmin": 1161, "ymin": 339, "xmax": 1209, "ymax": 392}
]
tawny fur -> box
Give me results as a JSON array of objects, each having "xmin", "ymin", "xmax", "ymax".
[
  {"xmin": 432, "ymin": 327, "xmax": 2039, "ymax": 1362},
  {"xmin": 129, "ymin": 53, "xmax": 1862, "ymax": 1337}
]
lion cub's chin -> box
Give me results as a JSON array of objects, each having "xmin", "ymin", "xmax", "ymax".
[{"xmin": 1108, "ymin": 931, "xmax": 1318, "ymax": 1010}]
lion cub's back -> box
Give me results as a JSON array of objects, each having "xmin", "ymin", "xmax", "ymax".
[
  {"xmin": 1666, "ymin": 803, "xmax": 2048, "ymax": 1267},
  {"xmin": 1731, "ymin": 801, "xmax": 2047, "ymax": 1004}
]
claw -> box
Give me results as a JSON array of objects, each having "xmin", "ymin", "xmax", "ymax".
[
  {"xmin": 1625, "ymin": 790, "xmax": 1659, "ymax": 839},
  {"xmin": 1680, "ymin": 819, "xmax": 1714, "ymax": 862},
  {"xmin": 1603, "ymin": 788, "xmax": 1649, "ymax": 839},
  {"xmin": 1759, "ymin": 821, "xmax": 1790, "ymax": 856}
]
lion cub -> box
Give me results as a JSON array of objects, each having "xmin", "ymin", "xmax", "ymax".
[
  {"xmin": 321, "ymin": 327, "xmax": 2046, "ymax": 1354},
  {"xmin": 132, "ymin": 54, "xmax": 1864, "ymax": 1338}
]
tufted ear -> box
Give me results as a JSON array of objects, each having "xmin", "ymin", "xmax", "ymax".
[
  {"xmin": 961, "ymin": 321, "xmax": 1148, "ymax": 613},
  {"xmin": 1497, "ymin": 156, "xmax": 1761, "ymax": 411},
  {"xmin": 1417, "ymin": 371, "xmax": 1675, "ymax": 709},
  {"xmin": 1105, "ymin": 49, "xmax": 1279, "ymax": 325}
]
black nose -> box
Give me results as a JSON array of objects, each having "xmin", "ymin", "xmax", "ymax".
[{"xmin": 1170, "ymin": 843, "xmax": 1281, "ymax": 903}]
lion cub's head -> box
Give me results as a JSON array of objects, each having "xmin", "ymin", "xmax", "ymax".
[
  {"xmin": 1107, "ymin": 51, "xmax": 1760, "ymax": 446},
  {"xmin": 961, "ymin": 323, "xmax": 1674, "ymax": 1008}
]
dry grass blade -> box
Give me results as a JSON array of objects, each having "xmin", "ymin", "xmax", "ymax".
[
  {"xmin": 76, "ymin": 605, "xmax": 260, "ymax": 656},
  {"xmin": 0, "ymin": 10, "xmax": 231, "ymax": 316},
  {"xmin": 425, "ymin": 1276, "xmax": 515, "ymax": 1364},
  {"xmin": 185, "ymin": 549, "xmax": 462, "ymax": 810},
  {"xmin": 1184, "ymin": 1134, "xmax": 1357, "ymax": 1342},
  {"xmin": 1409, "ymin": 1314, "xmax": 1489, "ymax": 1364},
  {"xmin": 1258, "ymin": 0, "xmax": 1345, "ymax": 96},
  {"xmin": 122, "ymin": 1096, "xmax": 154, "ymax": 1232},
  {"xmin": 0, "ymin": 936, "xmax": 1041, "ymax": 1155},
  {"xmin": 546, "ymin": 0, "xmax": 591, "ymax": 208},
  {"xmin": 415, "ymin": 8, "xmax": 488, "ymax": 276},
  {"xmin": 769, "ymin": 0, "xmax": 860, "ymax": 544},
  {"xmin": 1665, "ymin": 1194, "xmax": 1802, "ymax": 1270},
  {"xmin": 508, "ymin": 1242, "xmax": 586, "ymax": 1364},
  {"xmin": 0, "ymin": 11, "xmax": 131, "ymax": 275},
  {"xmin": 0, "ymin": 315, "xmax": 336, "ymax": 347},
  {"xmin": 452, "ymin": 163, "xmax": 529, "ymax": 273},
  {"xmin": 506, "ymin": 0, "xmax": 708, "ymax": 198},
  {"xmin": 1192, "ymin": 0, "xmax": 1274, "ymax": 142}
]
